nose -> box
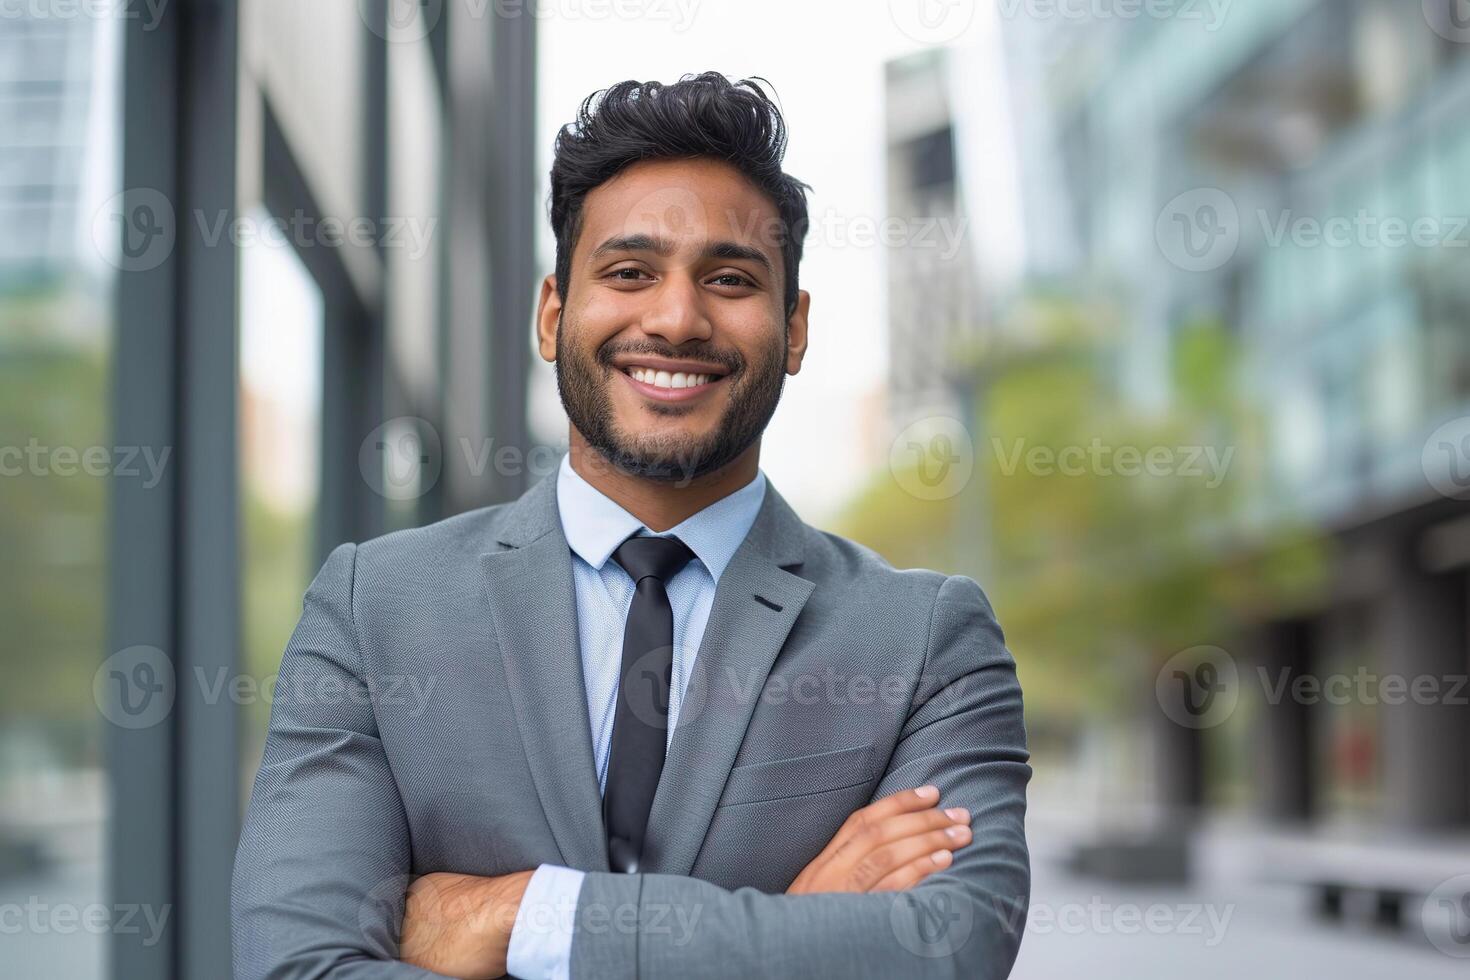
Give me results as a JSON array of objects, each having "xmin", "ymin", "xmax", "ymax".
[{"xmin": 637, "ymin": 272, "xmax": 712, "ymax": 346}]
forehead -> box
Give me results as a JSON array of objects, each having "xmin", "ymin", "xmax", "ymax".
[{"xmin": 576, "ymin": 157, "xmax": 784, "ymax": 259}]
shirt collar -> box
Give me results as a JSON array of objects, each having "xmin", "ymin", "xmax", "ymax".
[{"xmin": 556, "ymin": 452, "xmax": 767, "ymax": 584}]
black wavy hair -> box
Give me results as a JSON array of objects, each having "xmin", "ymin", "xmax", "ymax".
[{"xmin": 549, "ymin": 71, "xmax": 812, "ymax": 318}]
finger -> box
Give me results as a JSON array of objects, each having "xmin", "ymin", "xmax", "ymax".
[
  {"xmin": 869, "ymin": 847, "xmax": 954, "ymax": 892},
  {"xmin": 814, "ymin": 788, "xmax": 952, "ymax": 883},
  {"xmin": 850, "ymin": 823, "xmax": 971, "ymax": 890},
  {"xmin": 832, "ymin": 806, "xmax": 969, "ymax": 865},
  {"xmin": 832, "ymin": 785, "xmax": 941, "ymax": 847},
  {"xmin": 863, "ymin": 785, "xmax": 944, "ymax": 821}
]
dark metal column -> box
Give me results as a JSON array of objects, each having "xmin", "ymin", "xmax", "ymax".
[
  {"xmin": 1379, "ymin": 547, "xmax": 1469, "ymax": 829},
  {"xmin": 1256, "ymin": 619, "xmax": 1316, "ymax": 823},
  {"xmin": 111, "ymin": 2, "xmax": 239, "ymax": 978},
  {"xmin": 486, "ymin": 4, "xmax": 538, "ymax": 503}
]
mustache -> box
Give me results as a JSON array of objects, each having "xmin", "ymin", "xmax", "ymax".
[{"xmin": 596, "ymin": 341, "xmax": 744, "ymax": 377}]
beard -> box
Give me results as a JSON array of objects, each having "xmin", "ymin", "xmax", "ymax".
[{"xmin": 554, "ymin": 312, "xmax": 787, "ymax": 484}]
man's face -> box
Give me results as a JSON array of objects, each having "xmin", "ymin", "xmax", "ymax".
[{"xmin": 537, "ymin": 157, "xmax": 809, "ymax": 483}]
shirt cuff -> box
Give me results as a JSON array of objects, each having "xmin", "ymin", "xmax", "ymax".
[{"xmin": 507, "ymin": 863, "xmax": 585, "ymax": 980}]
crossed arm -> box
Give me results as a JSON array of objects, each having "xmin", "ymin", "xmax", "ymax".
[{"xmin": 231, "ymin": 545, "xmax": 1032, "ymax": 979}]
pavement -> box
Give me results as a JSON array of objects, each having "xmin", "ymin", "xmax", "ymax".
[{"xmin": 1011, "ymin": 829, "xmax": 1469, "ymax": 978}]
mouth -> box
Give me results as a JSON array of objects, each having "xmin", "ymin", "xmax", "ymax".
[{"xmin": 611, "ymin": 364, "xmax": 726, "ymax": 402}]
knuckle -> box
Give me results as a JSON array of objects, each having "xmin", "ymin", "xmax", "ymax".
[
  {"xmin": 926, "ymin": 827, "xmax": 955, "ymax": 848},
  {"xmin": 852, "ymin": 853, "xmax": 883, "ymax": 885}
]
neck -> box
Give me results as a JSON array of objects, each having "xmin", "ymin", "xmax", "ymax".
[{"xmin": 567, "ymin": 429, "xmax": 760, "ymax": 532}]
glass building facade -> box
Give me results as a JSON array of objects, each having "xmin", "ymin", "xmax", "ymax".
[{"xmin": 0, "ymin": 3, "xmax": 535, "ymax": 977}]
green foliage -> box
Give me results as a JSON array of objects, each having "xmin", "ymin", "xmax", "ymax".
[
  {"xmin": 240, "ymin": 482, "xmax": 317, "ymax": 769},
  {"xmin": 0, "ymin": 288, "xmax": 111, "ymax": 765},
  {"xmin": 837, "ymin": 294, "xmax": 1330, "ymax": 725}
]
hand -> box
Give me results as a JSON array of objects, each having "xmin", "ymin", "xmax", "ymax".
[
  {"xmin": 786, "ymin": 785, "xmax": 971, "ymax": 895},
  {"xmin": 398, "ymin": 869, "xmax": 535, "ymax": 979}
]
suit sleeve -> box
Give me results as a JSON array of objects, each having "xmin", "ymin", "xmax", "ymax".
[
  {"xmin": 566, "ymin": 574, "xmax": 1032, "ymax": 979},
  {"xmin": 231, "ymin": 542, "xmax": 439, "ymax": 979}
]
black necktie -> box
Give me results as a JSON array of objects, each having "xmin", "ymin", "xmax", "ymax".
[{"xmin": 604, "ymin": 532, "xmax": 696, "ymax": 873}]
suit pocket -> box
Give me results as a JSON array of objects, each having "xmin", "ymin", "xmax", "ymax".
[{"xmin": 717, "ymin": 741, "xmax": 878, "ymax": 807}]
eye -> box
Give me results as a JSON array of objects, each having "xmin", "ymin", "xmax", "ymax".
[
  {"xmin": 708, "ymin": 272, "xmax": 756, "ymax": 288},
  {"xmin": 607, "ymin": 266, "xmax": 653, "ymax": 282}
]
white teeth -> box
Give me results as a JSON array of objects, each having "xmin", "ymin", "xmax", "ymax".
[{"xmin": 627, "ymin": 367, "xmax": 715, "ymax": 389}]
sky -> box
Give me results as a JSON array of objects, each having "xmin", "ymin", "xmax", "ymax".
[{"xmin": 530, "ymin": 2, "xmax": 965, "ymax": 523}]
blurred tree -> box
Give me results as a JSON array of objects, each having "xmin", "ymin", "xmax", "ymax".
[
  {"xmin": 240, "ymin": 475, "xmax": 316, "ymax": 776},
  {"xmin": 0, "ymin": 282, "xmax": 110, "ymax": 768},
  {"xmin": 836, "ymin": 291, "xmax": 1330, "ymax": 729}
]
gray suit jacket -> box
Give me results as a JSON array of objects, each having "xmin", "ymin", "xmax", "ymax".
[{"xmin": 231, "ymin": 468, "xmax": 1031, "ymax": 979}]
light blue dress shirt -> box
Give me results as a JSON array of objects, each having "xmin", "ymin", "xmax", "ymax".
[{"xmin": 506, "ymin": 452, "xmax": 767, "ymax": 980}]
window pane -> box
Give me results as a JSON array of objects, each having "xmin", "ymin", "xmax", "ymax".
[
  {"xmin": 237, "ymin": 207, "xmax": 323, "ymax": 794},
  {"xmin": 0, "ymin": 10, "xmax": 120, "ymax": 979}
]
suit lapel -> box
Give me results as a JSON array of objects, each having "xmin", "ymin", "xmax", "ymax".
[
  {"xmin": 638, "ymin": 482, "xmax": 813, "ymax": 877},
  {"xmin": 479, "ymin": 474, "xmax": 611, "ymax": 872},
  {"xmin": 478, "ymin": 469, "xmax": 814, "ymax": 878}
]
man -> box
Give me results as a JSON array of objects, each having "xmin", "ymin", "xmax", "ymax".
[{"xmin": 232, "ymin": 72, "xmax": 1030, "ymax": 979}]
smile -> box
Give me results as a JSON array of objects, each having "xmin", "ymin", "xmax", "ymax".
[{"xmin": 618, "ymin": 365, "xmax": 726, "ymax": 402}]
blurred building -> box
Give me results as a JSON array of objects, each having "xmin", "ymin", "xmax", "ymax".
[
  {"xmin": 0, "ymin": 12, "xmax": 110, "ymax": 280},
  {"xmin": 883, "ymin": 49, "xmax": 979, "ymax": 434},
  {"xmin": 887, "ymin": 0, "xmax": 1470, "ymax": 936},
  {"xmin": 0, "ymin": 2, "xmax": 537, "ymax": 978}
]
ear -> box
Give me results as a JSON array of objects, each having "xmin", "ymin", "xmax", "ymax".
[
  {"xmin": 535, "ymin": 274, "xmax": 561, "ymax": 363},
  {"xmin": 784, "ymin": 289, "xmax": 811, "ymax": 375}
]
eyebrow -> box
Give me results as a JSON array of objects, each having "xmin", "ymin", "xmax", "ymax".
[{"xmin": 590, "ymin": 233, "xmax": 775, "ymax": 277}]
